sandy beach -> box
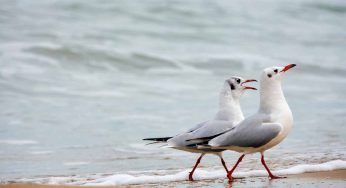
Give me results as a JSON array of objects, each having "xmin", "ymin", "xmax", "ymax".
[{"xmin": 2, "ymin": 170, "xmax": 345, "ymax": 188}]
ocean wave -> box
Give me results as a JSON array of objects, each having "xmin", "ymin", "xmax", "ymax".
[
  {"xmin": 308, "ymin": 1, "xmax": 346, "ymax": 14},
  {"xmin": 4, "ymin": 40, "xmax": 345, "ymax": 79},
  {"xmin": 10, "ymin": 160, "xmax": 346, "ymax": 186}
]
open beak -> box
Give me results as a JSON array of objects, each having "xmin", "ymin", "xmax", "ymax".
[
  {"xmin": 241, "ymin": 79, "xmax": 257, "ymax": 90},
  {"xmin": 281, "ymin": 64, "xmax": 296, "ymax": 72},
  {"xmin": 244, "ymin": 86, "xmax": 257, "ymax": 90}
]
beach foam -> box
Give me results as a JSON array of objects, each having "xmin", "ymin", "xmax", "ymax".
[
  {"xmin": 8, "ymin": 158, "xmax": 345, "ymax": 185},
  {"xmin": 40, "ymin": 160, "xmax": 344, "ymax": 186}
]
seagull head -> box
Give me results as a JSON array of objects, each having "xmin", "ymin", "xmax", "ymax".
[
  {"xmin": 261, "ymin": 64, "xmax": 296, "ymax": 84},
  {"xmin": 224, "ymin": 76, "xmax": 257, "ymax": 99}
]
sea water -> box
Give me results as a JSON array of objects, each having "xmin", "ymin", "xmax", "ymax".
[{"xmin": 0, "ymin": 0, "xmax": 346, "ymax": 185}]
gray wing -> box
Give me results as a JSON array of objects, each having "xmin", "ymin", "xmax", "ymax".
[
  {"xmin": 189, "ymin": 120, "xmax": 235, "ymax": 139},
  {"xmin": 186, "ymin": 121, "xmax": 209, "ymax": 133},
  {"xmin": 209, "ymin": 115, "xmax": 282, "ymax": 148},
  {"xmin": 167, "ymin": 120, "xmax": 235, "ymax": 147}
]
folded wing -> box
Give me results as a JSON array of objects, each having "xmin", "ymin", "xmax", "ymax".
[
  {"xmin": 209, "ymin": 114, "xmax": 282, "ymax": 148},
  {"xmin": 167, "ymin": 120, "xmax": 235, "ymax": 147}
]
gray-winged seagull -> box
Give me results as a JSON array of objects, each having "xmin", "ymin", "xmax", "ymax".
[
  {"xmin": 143, "ymin": 76, "xmax": 257, "ymax": 181},
  {"xmin": 203, "ymin": 64, "xmax": 296, "ymax": 181}
]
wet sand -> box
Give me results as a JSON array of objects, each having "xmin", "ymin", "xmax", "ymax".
[{"xmin": 1, "ymin": 170, "xmax": 346, "ymax": 188}]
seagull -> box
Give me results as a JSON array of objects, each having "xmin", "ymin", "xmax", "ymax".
[
  {"xmin": 143, "ymin": 76, "xmax": 257, "ymax": 181},
  {"xmin": 203, "ymin": 64, "xmax": 296, "ymax": 181}
]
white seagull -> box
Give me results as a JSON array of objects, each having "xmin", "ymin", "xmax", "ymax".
[
  {"xmin": 143, "ymin": 76, "xmax": 257, "ymax": 181},
  {"xmin": 203, "ymin": 64, "xmax": 296, "ymax": 181}
]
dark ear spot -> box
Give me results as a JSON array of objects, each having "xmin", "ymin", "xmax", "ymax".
[
  {"xmin": 267, "ymin": 74, "xmax": 272, "ymax": 78},
  {"xmin": 230, "ymin": 83, "xmax": 235, "ymax": 90}
]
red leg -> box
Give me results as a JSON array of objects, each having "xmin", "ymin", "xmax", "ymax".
[
  {"xmin": 220, "ymin": 157, "xmax": 228, "ymax": 173},
  {"xmin": 260, "ymin": 153, "xmax": 286, "ymax": 179},
  {"xmin": 189, "ymin": 154, "xmax": 204, "ymax": 181},
  {"xmin": 227, "ymin": 154, "xmax": 245, "ymax": 181}
]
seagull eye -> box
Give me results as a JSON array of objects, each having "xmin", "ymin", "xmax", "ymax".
[
  {"xmin": 236, "ymin": 79, "xmax": 241, "ymax": 84},
  {"xmin": 274, "ymin": 69, "xmax": 278, "ymax": 73},
  {"xmin": 267, "ymin": 74, "xmax": 272, "ymax": 78}
]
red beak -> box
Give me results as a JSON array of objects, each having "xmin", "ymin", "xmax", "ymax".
[
  {"xmin": 241, "ymin": 79, "xmax": 257, "ymax": 90},
  {"xmin": 244, "ymin": 86, "xmax": 257, "ymax": 90},
  {"xmin": 281, "ymin": 64, "xmax": 296, "ymax": 72},
  {"xmin": 240, "ymin": 79, "xmax": 257, "ymax": 86}
]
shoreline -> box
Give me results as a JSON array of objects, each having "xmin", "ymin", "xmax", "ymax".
[{"xmin": 1, "ymin": 169, "xmax": 346, "ymax": 188}]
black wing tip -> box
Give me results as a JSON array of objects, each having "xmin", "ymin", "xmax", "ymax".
[
  {"xmin": 185, "ymin": 132, "xmax": 227, "ymax": 142},
  {"xmin": 142, "ymin": 137, "xmax": 172, "ymax": 142}
]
